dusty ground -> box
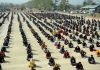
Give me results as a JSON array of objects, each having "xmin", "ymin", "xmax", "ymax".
[{"xmin": 0, "ymin": 12, "xmax": 100, "ymax": 70}]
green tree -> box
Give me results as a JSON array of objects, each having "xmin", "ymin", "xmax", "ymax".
[
  {"xmin": 53, "ymin": 0, "xmax": 58, "ymax": 10},
  {"xmin": 83, "ymin": 0, "xmax": 96, "ymax": 6},
  {"xmin": 59, "ymin": 0, "xmax": 69, "ymax": 11},
  {"xmin": 31, "ymin": 0, "xmax": 53, "ymax": 10}
]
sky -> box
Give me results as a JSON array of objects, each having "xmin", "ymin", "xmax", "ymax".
[
  {"xmin": 0, "ymin": 0, "xmax": 100, "ymax": 5},
  {"xmin": 69, "ymin": 0, "xmax": 100, "ymax": 5},
  {"xmin": 0, "ymin": 0, "xmax": 29, "ymax": 4}
]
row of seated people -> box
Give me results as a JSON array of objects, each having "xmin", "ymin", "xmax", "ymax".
[
  {"xmin": 0, "ymin": 12, "xmax": 13, "ymax": 63},
  {"xmin": 22, "ymin": 13, "xmax": 62, "ymax": 70},
  {"xmin": 0, "ymin": 12, "xmax": 5, "ymax": 19},
  {"xmin": 22, "ymin": 13, "xmax": 60, "ymax": 70},
  {"xmin": 18, "ymin": 14, "xmax": 36, "ymax": 70},
  {"xmin": 32, "ymin": 12, "xmax": 100, "ymax": 42},
  {"xmin": 30, "ymin": 12, "xmax": 100, "ymax": 58},
  {"xmin": 28, "ymin": 13, "xmax": 85, "ymax": 70},
  {"xmin": 26, "ymin": 12, "xmax": 100, "ymax": 70},
  {"xmin": 53, "ymin": 32, "xmax": 96, "ymax": 70},
  {"xmin": 33, "ymin": 12, "xmax": 100, "ymax": 37},
  {"xmin": 52, "ymin": 20, "xmax": 99, "ymax": 44},
  {"xmin": 28, "ymin": 12, "xmax": 100, "ymax": 69},
  {"xmin": 31, "ymin": 13, "xmax": 100, "ymax": 48},
  {"xmin": 46, "ymin": 19, "xmax": 100, "ymax": 50},
  {"xmin": 30, "ymin": 13, "xmax": 100, "ymax": 54},
  {"xmin": 0, "ymin": 12, "xmax": 14, "ymax": 70},
  {"xmin": 31, "ymin": 15, "xmax": 53, "ymax": 34},
  {"xmin": 0, "ymin": 12, "xmax": 10, "ymax": 26},
  {"xmin": 43, "ymin": 13, "xmax": 99, "ymax": 49}
]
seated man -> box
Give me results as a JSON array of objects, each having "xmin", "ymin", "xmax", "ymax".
[
  {"xmin": 60, "ymin": 46, "xmax": 65, "ymax": 54},
  {"xmin": 0, "ymin": 51, "xmax": 5, "ymax": 63},
  {"xmin": 56, "ymin": 42, "xmax": 61, "ymax": 49},
  {"xmin": 46, "ymin": 50, "xmax": 51, "ymax": 59},
  {"xmin": 58, "ymin": 29, "xmax": 63, "ymax": 34},
  {"xmin": 47, "ymin": 35, "xmax": 51, "ymax": 40},
  {"xmin": 80, "ymin": 50, "xmax": 86, "ymax": 58},
  {"xmin": 57, "ymin": 33, "xmax": 61, "ymax": 40},
  {"xmin": 63, "ymin": 30, "xmax": 68, "ymax": 35},
  {"xmin": 89, "ymin": 44, "xmax": 96, "ymax": 52},
  {"xmin": 41, "ymin": 42, "xmax": 46, "ymax": 49},
  {"xmin": 96, "ymin": 33, "xmax": 100, "ymax": 39},
  {"xmin": 96, "ymin": 41, "xmax": 100, "ymax": 47},
  {"xmin": 27, "ymin": 52, "xmax": 33, "ymax": 61},
  {"xmin": 26, "ymin": 44, "xmax": 32, "ymax": 54},
  {"xmin": 75, "ymin": 32, "xmax": 79, "ymax": 36},
  {"xmin": 88, "ymin": 55, "xmax": 95, "ymax": 64},
  {"xmin": 69, "ymin": 34, "xmax": 73, "ymax": 39},
  {"xmin": 86, "ymin": 31, "xmax": 90, "ymax": 36},
  {"xmin": 79, "ymin": 34, "xmax": 83, "ymax": 38},
  {"xmin": 53, "ymin": 64, "xmax": 60, "ymax": 70},
  {"xmin": 64, "ymin": 38, "xmax": 69, "ymax": 45},
  {"xmin": 83, "ymin": 35, "xmax": 87, "ymax": 40},
  {"xmin": 82, "ymin": 41, "xmax": 87, "ymax": 48},
  {"xmin": 63, "ymin": 50, "xmax": 70, "ymax": 58},
  {"xmin": 70, "ymin": 56, "xmax": 76, "ymax": 66},
  {"xmin": 3, "ymin": 37, "xmax": 9, "ymax": 46},
  {"xmin": 76, "ymin": 62, "xmax": 84, "ymax": 70},
  {"xmin": 43, "ymin": 47, "xmax": 49, "ymax": 53},
  {"xmin": 69, "ymin": 29, "xmax": 72, "ymax": 33},
  {"xmin": 50, "ymin": 36, "xmax": 55, "ymax": 42},
  {"xmin": 61, "ymin": 36, "xmax": 65, "ymax": 41},
  {"xmin": 89, "ymin": 37, "xmax": 94, "ymax": 43},
  {"xmin": 72, "ymin": 35, "xmax": 76, "ymax": 41},
  {"xmin": 27, "ymin": 44, "xmax": 32, "ymax": 51},
  {"xmin": 68, "ymin": 41, "xmax": 73, "ymax": 48},
  {"xmin": 74, "ymin": 46, "xmax": 80, "ymax": 53},
  {"xmin": 91, "ymin": 34, "xmax": 95, "ymax": 38},
  {"xmin": 96, "ymin": 50, "xmax": 100, "ymax": 57},
  {"xmin": 77, "ymin": 39, "xmax": 82, "ymax": 44},
  {"xmin": 1, "ymin": 47, "xmax": 6, "ymax": 52},
  {"xmin": 48, "ymin": 57, "xmax": 55, "ymax": 66},
  {"xmin": 28, "ymin": 59, "xmax": 36, "ymax": 70}
]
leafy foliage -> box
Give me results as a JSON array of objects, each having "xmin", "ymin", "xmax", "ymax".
[
  {"xmin": 30, "ymin": 0, "xmax": 53, "ymax": 10},
  {"xmin": 58, "ymin": 0, "xmax": 69, "ymax": 11}
]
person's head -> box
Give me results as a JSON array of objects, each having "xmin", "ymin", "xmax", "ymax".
[
  {"xmin": 45, "ymin": 47, "xmax": 47, "ymax": 49},
  {"xmin": 79, "ymin": 62, "xmax": 81, "ymax": 64},
  {"xmin": 81, "ymin": 50, "xmax": 83, "ymax": 51},
  {"xmin": 96, "ymin": 41, "xmax": 99, "ymax": 43},
  {"xmin": 71, "ymin": 56, "xmax": 74, "ymax": 58},
  {"xmin": 66, "ymin": 50, "xmax": 67, "ymax": 52},
  {"xmin": 77, "ymin": 46, "xmax": 79, "ymax": 48},
  {"xmin": 28, "ymin": 44, "xmax": 30, "ymax": 47},
  {"xmin": 91, "ymin": 55, "xmax": 93, "ymax": 57},
  {"xmin": 28, "ymin": 44, "xmax": 30, "ymax": 46},
  {"xmin": 47, "ymin": 50, "xmax": 50, "ymax": 52},
  {"xmin": 54, "ymin": 63, "xmax": 58, "ymax": 67},
  {"xmin": 59, "ymin": 42, "xmax": 60, "ymax": 44},
  {"xmin": 50, "ymin": 57, "xmax": 53, "ymax": 60}
]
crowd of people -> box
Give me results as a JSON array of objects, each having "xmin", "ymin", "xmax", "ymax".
[
  {"xmin": 29, "ymin": 12, "xmax": 100, "ymax": 70},
  {"xmin": 0, "ymin": 12, "xmax": 13, "ymax": 70},
  {"xmin": 0, "ymin": 11, "xmax": 100, "ymax": 70}
]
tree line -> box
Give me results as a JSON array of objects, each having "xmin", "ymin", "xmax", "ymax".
[
  {"xmin": 0, "ymin": 0, "xmax": 97, "ymax": 11},
  {"xmin": 25, "ymin": 0, "xmax": 97, "ymax": 11}
]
